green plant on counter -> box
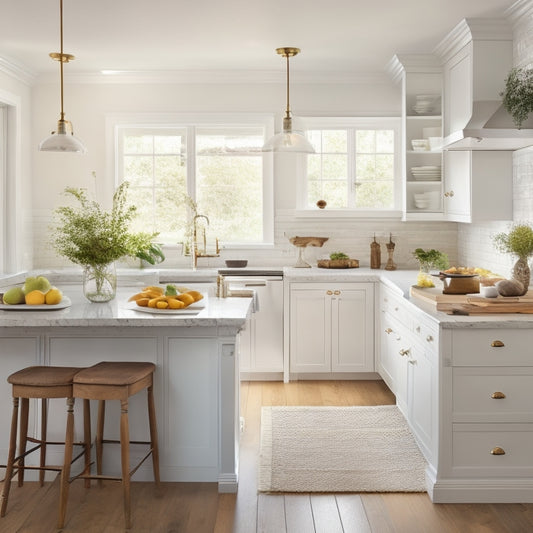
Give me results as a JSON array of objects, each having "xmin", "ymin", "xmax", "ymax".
[
  {"xmin": 330, "ymin": 252, "xmax": 349, "ymax": 260},
  {"xmin": 412, "ymin": 248, "xmax": 449, "ymax": 271},
  {"xmin": 128, "ymin": 232, "xmax": 165, "ymax": 266},
  {"xmin": 501, "ymin": 67, "xmax": 533, "ymax": 129},
  {"xmin": 493, "ymin": 223, "xmax": 533, "ymax": 259}
]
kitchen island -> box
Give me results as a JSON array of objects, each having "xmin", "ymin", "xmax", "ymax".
[{"xmin": 0, "ymin": 285, "xmax": 252, "ymax": 493}]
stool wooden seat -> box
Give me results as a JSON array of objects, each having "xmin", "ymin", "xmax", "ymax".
[
  {"xmin": 59, "ymin": 361, "xmax": 160, "ymax": 529},
  {"xmin": 0, "ymin": 366, "xmax": 91, "ymax": 520}
]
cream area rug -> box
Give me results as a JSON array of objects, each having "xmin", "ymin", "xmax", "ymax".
[{"xmin": 258, "ymin": 405, "xmax": 427, "ymax": 493}]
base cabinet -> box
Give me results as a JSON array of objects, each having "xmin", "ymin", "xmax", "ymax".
[{"xmin": 288, "ymin": 282, "xmax": 374, "ymax": 375}]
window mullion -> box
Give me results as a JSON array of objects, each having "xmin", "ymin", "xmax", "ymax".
[
  {"xmin": 347, "ymin": 128, "xmax": 356, "ymax": 209},
  {"xmin": 187, "ymin": 125, "xmax": 196, "ymax": 200}
]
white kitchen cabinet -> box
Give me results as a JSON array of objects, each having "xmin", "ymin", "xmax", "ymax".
[
  {"xmin": 443, "ymin": 150, "xmax": 513, "ymax": 223},
  {"xmin": 238, "ymin": 279, "xmax": 283, "ymax": 378},
  {"xmin": 288, "ymin": 282, "xmax": 374, "ymax": 376},
  {"xmin": 435, "ymin": 327, "xmax": 533, "ymax": 502},
  {"xmin": 388, "ymin": 54, "xmax": 444, "ymax": 221}
]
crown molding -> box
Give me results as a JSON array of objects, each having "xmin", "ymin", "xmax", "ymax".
[
  {"xmin": 434, "ymin": 18, "xmax": 512, "ymax": 63},
  {"xmin": 505, "ymin": 0, "xmax": 533, "ymax": 27},
  {"xmin": 35, "ymin": 69, "xmax": 392, "ymax": 86},
  {"xmin": 386, "ymin": 54, "xmax": 441, "ymax": 84},
  {"xmin": 0, "ymin": 56, "xmax": 36, "ymax": 86}
]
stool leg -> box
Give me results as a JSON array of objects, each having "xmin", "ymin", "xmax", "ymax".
[
  {"xmin": 39, "ymin": 398, "xmax": 48, "ymax": 486},
  {"xmin": 58, "ymin": 397, "xmax": 75, "ymax": 529},
  {"xmin": 83, "ymin": 399, "xmax": 91, "ymax": 489},
  {"xmin": 0, "ymin": 397, "xmax": 20, "ymax": 517},
  {"xmin": 17, "ymin": 398, "xmax": 30, "ymax": 487},
  {"xmin": 147, "ymin": 384, "xmax": 160, "ymax": 485},
  {"xmin": 120, "ymin": 398, "xmax": 132, "ymax": 529},
  {"xmin": 96, "ymin": 400, "xmax": 105, "ymax": 488}
]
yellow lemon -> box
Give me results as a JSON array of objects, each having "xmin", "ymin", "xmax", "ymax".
[
  {"xmin": 45, "ymin": 288, "xmax": 63, "ymax": 305},
  {"xmin": 156, "ymin": 301, "xmax": 169, "ymax": 309},
  {"xmin": 25, "ymin": 290, "xmax": 46, "ymax": 305}
]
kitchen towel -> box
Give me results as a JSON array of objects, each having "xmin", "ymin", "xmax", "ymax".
[{"xmin": 258, "ymin": 405, "xmax": 426, "ymax": 493}]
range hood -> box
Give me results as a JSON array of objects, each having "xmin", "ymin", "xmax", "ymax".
[{"xmin": 443, "ymin": 100, "xmax": 533, "ymax": 151}]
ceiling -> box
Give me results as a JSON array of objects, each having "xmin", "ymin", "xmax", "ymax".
[{"xmin": 0, "ymin": 0, "xmax": 517, "ymax": 79}]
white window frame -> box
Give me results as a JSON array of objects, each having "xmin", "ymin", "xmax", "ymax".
[
  {"xmin": 296, "ymin": 116, "xmax": 402, "ymax": 218},
  {"xmin": 106, "ymin": 112, "xmax": 275, "ymax": 247}
]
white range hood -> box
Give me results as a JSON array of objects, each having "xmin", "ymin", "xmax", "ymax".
[{"xmin": 443, "ymin": 100, "xmax": 533, "ymax": 151}]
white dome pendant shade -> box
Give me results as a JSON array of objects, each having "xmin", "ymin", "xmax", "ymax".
[
  {"xmin": 262, "ymin": 47, "xmax": 314, "ymax": 154},
  {"xmin": 39, "ymin": 0, "xmax": 86, "ymax": 153}
]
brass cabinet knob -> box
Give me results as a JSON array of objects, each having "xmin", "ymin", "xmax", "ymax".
[
  {"xmin": 334, "ymin": 290, "xmax": 341, "ymax": 295},
  {"xmin": 490, "ymin": 447, "xmax": 506, "ymax": 455},
  {"xmin": 326, "ymin": 290, "xmax": 333, "ymax": 295},
  {"xmin": 491, "ymin": 391, "xmax": 506, "ymax": 399},
  {"xmin": 399, "ymin": 348, "xmax": 411, "ymax": 357},
  {"xmin": 491, "ymin": 340, "xmax": 505, "ymax": 347},
  {"xmin": 385, "ymin": 328, "xmax": 393, "ymax": 334},
  {"xmin": 444, "ymin": 190, "xmax": 455, "ymax": 198},
  {"xmin": 408, "ymin": 359, "xmax": 417, "ymax": 365},
  {"xmin": 426, "ymin": 335, "xmax": 434, "ymax": 343}
]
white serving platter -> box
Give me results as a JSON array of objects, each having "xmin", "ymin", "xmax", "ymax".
[
  {"xmin": 125, "ymin": 300, "xmax": 205, "ymax": 315},
  {"xmin": 0, "ymin": 296, "xmax": 72, "ymax": 311}
]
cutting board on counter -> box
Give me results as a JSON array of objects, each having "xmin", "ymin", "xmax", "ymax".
[{"xmin": 410, "ymin": 285, "xmax": 533, "ymax": 314}]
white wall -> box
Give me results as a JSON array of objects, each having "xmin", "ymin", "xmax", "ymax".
[{"xmin": 29, "ymin": 74, "xmax": 458, "ymax": 270}]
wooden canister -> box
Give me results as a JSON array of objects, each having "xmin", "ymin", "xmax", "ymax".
[{"xmin": 370, "ymin": 236, "xmax": 381, "ymax": 269}]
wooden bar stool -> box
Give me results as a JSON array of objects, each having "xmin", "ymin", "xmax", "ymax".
[
  {"xmin": 60, "ymin": 361, "xmax": 160, "ymax": 529},
  {"xmin": 0, "ymin": 366, "xmax": 91, "ymax": 520}
]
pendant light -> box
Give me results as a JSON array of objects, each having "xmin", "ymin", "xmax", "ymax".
[
  {"xmin": 39, "ymin": 0, "xmax": 87, "ymax": 153},
  {"xmin": 262, "ymin": 47, "xmax": 314, "ymax": 153}
]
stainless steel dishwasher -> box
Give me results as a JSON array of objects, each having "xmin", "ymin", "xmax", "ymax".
[{"xmin": 219, "ymin": 269, "xmax": 283, "ymax": 379}]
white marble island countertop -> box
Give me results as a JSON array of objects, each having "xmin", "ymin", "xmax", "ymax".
[{"xmin": 0, "ymin": 286, "xmax": 253, "ymax": 328}]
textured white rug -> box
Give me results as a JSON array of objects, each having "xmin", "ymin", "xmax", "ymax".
[{"xmin": 258, "ymin": 405, "xmax": 427, "ymax": 493}]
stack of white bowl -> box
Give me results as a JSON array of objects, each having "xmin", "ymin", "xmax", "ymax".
[{"xmin": 410, "ymin": 165, "xmax": 441, "ymax": 181}]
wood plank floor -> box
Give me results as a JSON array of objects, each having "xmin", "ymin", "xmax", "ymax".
[{"xmin": 2, "ymin": 380, "xmax": 533, "ymax": 532}]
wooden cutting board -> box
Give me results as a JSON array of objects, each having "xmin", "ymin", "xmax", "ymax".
[{"xmin": 446, "ymin": 302, "xmax": 533, "ymax": 315}]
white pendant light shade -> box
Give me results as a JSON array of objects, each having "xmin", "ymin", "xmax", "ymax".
[
  {"xmin": 263, "ymin": 47, "xmax": 314, "ymax": 154},
  {"xmin": 39, "ymin": 0, "xmax": 87, "ymax": 154},
  {"xmin": 39, "ymin": 120, "xmax": 87, "ymax": 153}
]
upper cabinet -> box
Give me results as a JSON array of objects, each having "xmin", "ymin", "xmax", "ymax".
[
  {"xmin": 435, "ymin": 18, "xmax": 533, "ymax": 151},
  {"xmin": 388, "ymin": 54, "xmax": 444, "ymax": 221}
]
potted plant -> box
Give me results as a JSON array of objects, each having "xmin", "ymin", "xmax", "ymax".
[
  {"xmin": 128, "ymin": 232, "xmax": 165, "ymax": 267},
  {"xmin": 501, "ymin": 67, "xmax": 533, "ymax": 129},
  {"xmin": 51, "ymin": 182, "xmax": 141, "ymax": 302},
  {"xmin": 412, "ymin": 248, "xmax": 449, "ymax": 287},
  {"xmin": 492, "ymin": 223, "xmax": 533, "ymax": 295}
]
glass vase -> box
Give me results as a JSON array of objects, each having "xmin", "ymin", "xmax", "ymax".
[
  {"xmin": 416, "ymin": 263, "xmax": 434, "ymax": 288},
  {"xmin": 512, "ymin": 256, "xmax": 530, "ymax": 295},
  {"xmin": 83, "ymin": 263, "xmax": 117, "ymax": 302}
]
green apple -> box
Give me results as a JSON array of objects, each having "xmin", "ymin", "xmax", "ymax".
[
  {"xmin": 23, "ymin": 276, "xmax": 52, "ymax": 294},
  {"xmin": 2, "ymin": 286, "xmax": 25, "ymax": 304}
]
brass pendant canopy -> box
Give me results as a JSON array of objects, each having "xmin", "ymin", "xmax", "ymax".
[
  {"xmin": 262, "ymin": 47, "xmax": 314, "ymax": 153},
  {"xmin": 39, "ymin": 0, "xmax": 87, "ymax": 153}
]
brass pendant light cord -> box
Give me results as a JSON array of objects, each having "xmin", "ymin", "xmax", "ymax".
[
  {"xmin": 59, "ymin": 0, "xmax": 65, "ymax": 120},
  {"xmin": 285, "ymin": 52, "xmax": 291, "ymax": 120}
]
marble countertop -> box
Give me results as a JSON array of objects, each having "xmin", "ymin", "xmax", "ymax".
[{"xmin": 0, "ymin": 286, "xmax": 252, "ymax": 328}]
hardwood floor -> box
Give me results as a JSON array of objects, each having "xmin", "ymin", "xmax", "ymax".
[{"xmin": 2, "ymin": 380, "xmax": 533, "ymax": 532}]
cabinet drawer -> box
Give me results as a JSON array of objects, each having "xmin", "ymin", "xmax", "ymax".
[
  {"xmin": 453, "ymin": 368, "xmax": 533, "ymax": 423},
  {"xmin": 412, "ymin": 318, "xmax": 438, "ymax": 353},
  {"xmin": 451, "ymin": 329, "xmax": 533, "ymax": 366},
  {"xmin": 452, "ymin": 424, "xmax": 533, "ymax": 475},
  {"xmin": 380, "ymin": 287, "xmax": 412, "ymax": 330}
]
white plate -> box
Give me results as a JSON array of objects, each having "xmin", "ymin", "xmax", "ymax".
[
  {"xmin": 0, "ymin": 296, "xmax": 72, "ymax": 311},
  {"xmin": 125, "ymin": 300, "xmax": 205, "ymax": 315}
]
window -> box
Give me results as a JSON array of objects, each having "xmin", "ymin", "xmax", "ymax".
[
  {"xmin": 115, "ymin": 115, "xmax": 273, "ymax": 245},
  {"xmin": 302, "ymin": 118, "xmax": 401, "ymax": 211}
]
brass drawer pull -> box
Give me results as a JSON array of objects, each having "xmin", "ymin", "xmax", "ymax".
[
  {"xmin": 426, "ymin": 335, "xmax": 434, "ymax": 343},
  {"xmin": 399, "ymin": 348, "xmax": 410, "ymax": 357},
  {"xmin": 326, "ymin": 290, "xmax": 333, "ymax": 295},
  {"xmin": 490, "ymin": 447, "xmax": 506, "ymax": 456},
  {"xmin": 491, "ymin": 340, "xmax": 505, "ymax": 348},
  {"xmin": 385, "ymin": 328, "xmax": 393, "ymax": 334},
  {"xmin": 491, "ymin": 391, "xmax": 506, "ymax": 399},
  {"xmin": 334, "ymin": 290, "xmax": 341, "ymax": 295}
]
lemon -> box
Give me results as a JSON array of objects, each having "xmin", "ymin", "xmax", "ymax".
[
  {"xmin": 45, "ymin": 288, "xmax": 63, "ymax": 305},
  {"xmin": 25, "ymin": 290, "xmax": 46, "ymax": 305}
]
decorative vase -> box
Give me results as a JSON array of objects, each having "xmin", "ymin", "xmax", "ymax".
[
  {"xmin": 512, "ymin": 256, "xmax": 530, "ymax": 295},
  {"xmin": 83, "ymin": 263, "xmax": 117, "ymax": 302}
]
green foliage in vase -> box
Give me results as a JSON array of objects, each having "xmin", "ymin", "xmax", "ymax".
[
  {"xmin": 501, "ymin": 67, "xmax": 533, "ymax": 129},
  {"xmin": 412, "ymin": 248, "xmax": 449, "ymax": 271},
  {"xmin": 128, "ymin": 232, "xmax": 165, "ymax": 265},
  {"xmin": 52, "ymin": 182, "xmax": 143, "ymax": 267},
  {"xmin": 493, "ymin": 223, "xmax": 533, "ymax": 259}
]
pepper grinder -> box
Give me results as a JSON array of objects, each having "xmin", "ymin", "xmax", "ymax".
[
  {"xmin": 370, "ymin": 234, "xmax": 381, "ymax": 269},
  {"xmin": 385, "ymin": 233, "xmax": 397, "ymax": 271}
]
